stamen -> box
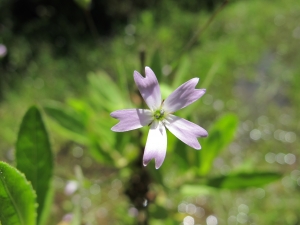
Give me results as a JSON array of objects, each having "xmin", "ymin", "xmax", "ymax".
[{"xmin": 153, "ymin": 109, "xmax": 165, "ymax": 120}]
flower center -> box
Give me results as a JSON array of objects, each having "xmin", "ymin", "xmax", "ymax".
[{"xmin": 153, "ymin": 109, "xmax": 165, "ymax": 121}]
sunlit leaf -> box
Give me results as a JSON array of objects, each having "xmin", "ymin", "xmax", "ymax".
[
  {"xmin": 150, "ymin": 49, "xmax": 162, "ymax": 81},
  {"xmin": 160, "ymin": 83, "xmax": 173, "ymax": 100},
  {"xmin": 43, "ymin": 102, "xmax": 86, "ymax": 136},
  {"xmin": 88, "ymin": 139, "xmax": 114, "ymax": 164},
  {"xmin": 0, "ymin": 161, "xmax": 37, "ymax": 225},
  {"xmin": 171, "ymin": 55, "xmax": 190, "ymax": 89},
  {"xmin": 73, "ymin": 0, "xmax": 91, "ymax": 10},
  {"xmin": 180, "ymin": 184, "xmax": 212, "ymax": 196},
  {"xmin": 148, "ymin": 165, "xmax": 166, "ymax": 188},
  {"xmin": 206, "ymin": 172, "xmax": 282, "ymax": 189},
  {"xmin": 201, "ymin": 60, "xmax": 221, "ymax": 89},
  {"xmin": 149, "ymin": 204, "xmax": 168, "ymax": 219},
  {"xmin": 87, "ymin": 71, "xmax": 127, "ymax": 111},
  {"xmin": 71, "ymin": 166, "xmax": 83, "ymax": 225},
  {"xmin": 16, "ymin": 106, "xmax": 53, "ymax": 225},
  {"xmin": 115, "ymin": 60, "xmax": 131, "ymax": 107},
  {"xmin": 199, "ymin": 113, "xmax": 239, "ymax": 176},
  {"xmin": 172, "ymin": 140, "xmax": 190, "ymax": 172}
]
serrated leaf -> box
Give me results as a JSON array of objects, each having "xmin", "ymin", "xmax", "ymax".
[
  {"xmin": 16, "ymin": 106, "xmax": 53, "ymax": 225},
  {"xmin": 199, "ymin": 113, "xmax": 239, "ymax": 176},
  {"xmin": 206, "ymin": 172, "xmax": 282, "ymax": 189},
  {"xmin": 0, "ymin": 161, "xmax": 37, "ymax": 225}
]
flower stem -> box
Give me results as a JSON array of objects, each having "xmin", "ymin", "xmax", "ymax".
[{"xmin": 170, "ymin": 0, "xmax": 229, "ymax": 64}]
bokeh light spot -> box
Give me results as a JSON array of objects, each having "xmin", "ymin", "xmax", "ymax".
[
  {"xmin": 90, "ymin": 184, "xmax": 101, "ymax": 195},
  {"xmin": 183, "ymin": 216, "xmax": 194, "ymax": 225},
  {"xmin": 206, "ymin": 215, "xmax": 218, "ymax": 225},
  {"xmin": 265, "ymin": 152, "xmax": 276, "ymax": 163},
  {"xmin": 250, "ymin": 129, "xmax": 261, "ymax": 140},
  {"xmin": 276, "ymin": 153, "xmax": 285, "ymax": 164},
  {"xmin": 284, "ymin": 153, "xmax": 296, "ymax": 165},
  {"xmin": 213, "ymin": 99, "xmax": 224, "ymax": 111},
  {"xmin": 186, "ymin": 203, "xmax": 197, "ymax": 215},
  {"xmin": 237, "ymin": 212, "xmax": 248, "ymax": 224},
  {"xmin": 238, "ymin": 204, "xmax": 249, "ymax": 214},
  {"xmin": 255, "ymin": 188, "xmax": 265, "ymax": 199},
  {"xmin": 72, "ymin": 146, "xmax": 83, "ymax": 158}
]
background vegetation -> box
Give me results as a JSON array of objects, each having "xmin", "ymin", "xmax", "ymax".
[{"xmin": 0, "ymin": 0, "xmax": 300, "ymax": 224}]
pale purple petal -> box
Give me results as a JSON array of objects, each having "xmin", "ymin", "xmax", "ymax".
[
  {"xmin": 134, "ymin": 67, "xmax": 161, "ymax": 110},
  {"xmin": 164, "ymin": 114, "xmax": 207, "ymax": 149},
  {"xmin": 143, "ymin": 121, "xmax": 167, "ymax": 169},
  {"xmin": 111, "ymin": 109, "xmax": 153, "ymax": 132},
  {"xmin": 163, "ymin": 78, "xmax": 205, "ymax": 113}
]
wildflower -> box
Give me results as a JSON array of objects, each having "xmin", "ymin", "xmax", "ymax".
[{"xmin": 111, "ymin": 67, "xmax": 207, "ymax": 169}]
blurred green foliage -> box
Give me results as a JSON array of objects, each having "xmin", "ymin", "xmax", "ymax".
[{"xmin": 0, "ymin": 0, "xmax": 300, "ymax": 224}]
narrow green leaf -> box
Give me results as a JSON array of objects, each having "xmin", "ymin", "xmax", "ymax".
[
  {"xmin": 43, "ymin": 103, "xmax": 86, "ymax": 136},
  {"xmin": 38, "ymin": 183, "xmax": 54, "ymax": 225},
  {"xmin": 71, "ymin": 166, "xmax": 83, "ymax": 225},
  {"xmin": 115, "ymin": 60, "xmax": 131, "ymax": 107},
  {"xmin": 180, "ymin": 184, "xmax": 212, "ymax": 196},
  {"xmin": 201, "ymin": 60, "xmax": 221, "ymax": 89},
  {"xmin": 88, "ymin": 138, "xmax": 114, "ymax": 165},
  {"xmin": 87, "ymin": 71, "xmax": 127, "ymax": 111},
  {"xmin": 150, "ymin": 50, "xmax": 162, "ymax": 81},
  {"xmin": 16, "ymin": 106, "xmax": 53, "ymax": 225},
  {"xmin": 199, "ymin": 113, "xmax": 239, "ymax": 176},
  {"xmin": 206, "ymin": 172, "xmax": 282, "ymax": 189},
  {"xmin": 0, "ymin": 161, "xmax": 37, "ymax": 225},
  {"xmin": 149, "ymin": 204, "xmax": 168, "ymax": 219},
  {"xmin": 73, "ymin": 0, "xmax": 91, "ymax": 10},
  {"xmin": 171, "ymin": 55, "xmax": 190, "ymax": 89}
]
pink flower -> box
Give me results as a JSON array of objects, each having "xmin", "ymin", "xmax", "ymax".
[{"xmin": 111, "ymin": 67, "xmax": 208, "ymax": 169}]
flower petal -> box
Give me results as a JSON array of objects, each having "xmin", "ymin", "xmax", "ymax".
[
  {"xmin": 164, "ymin": 114, "xmax": 207, "ymax": 149},
  {"xmin": 143, "ymin": 121, "xmax": 167, "ymax": 169},
  {"xmin": 163, "ymin": 78, "xmax": 205, "ymax": 113},
  {"xmin": 134, "ymin": 67, "xmax": 162, "ymax": 110},
  {"xmin": 111, "ymin": 109, "xmax": 153, "ymax": 132}
]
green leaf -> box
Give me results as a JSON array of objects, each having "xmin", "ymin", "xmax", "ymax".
[
  {"xmin": 150, "ymin": 49, "xmax": 162, "ymax": 81},
  {"xmin": 43, "ymin": 102, "xmax": 86, "ymax": 136},
  {"xmin": 0, "ymin": 161, "xmax": 37, "ymax": 225},
  {"xmin": 73, "ymin": 0, "xmax": 91, "ymax": 10},
  {"xmin": 180, "ymin": 184, "xmax": 212, "ymax": 196},
  {"xmin": 71, "ymin": 166, "xmax": 83, "ymax": 225},
  {"xmin": 87, "ymin": 71, "xmax": 127, "ymax": 111},
  {"xmin": 88, "ymin": 138, "xmax": 114, "ymax": 165},
  {"xmin": 16, "ymin": 106, "xmax": 53, "ymax": 225},
  {"xmin": 206, "ymin": 172, "xmax": 282, "ymax": 189},
  {"xmin": 171, "ymin": 55, "xmax": 190, "ymax": 89},
  {"xmin": 201, "ymin": 60, "xmax": 221, "ymax": 90},
  {"xmin": 199, "ymin": 113, "xmax": 239, "ymax": 176},
  {"xmin": 149, "ymin": 204, "xmax": 168, "ymax": 219},
  {"xmin": 115, "ymin": 60, "xmax": 131, "ymax": 106}
]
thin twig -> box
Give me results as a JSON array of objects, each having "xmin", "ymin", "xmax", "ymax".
[
  {"xmin": 84, "ymin": 10, "xmax": 99, "ymax": 39},
  {"xmin": 171, "ymin": 0, "xmax": 229, "ymax": 64}
]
